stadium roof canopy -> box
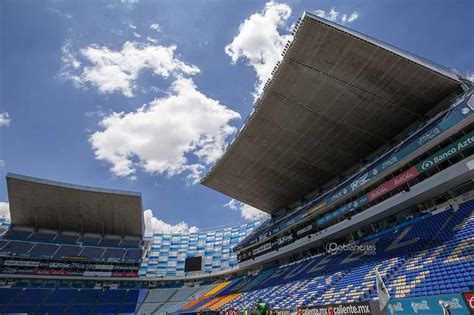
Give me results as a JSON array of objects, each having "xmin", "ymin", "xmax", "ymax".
[
  {"xmin": 6, "ymin": 173, "xmax": 144, "ymax": 238},
  {"xmin": 202, "ymin": 12, "xmax": 462, "ymax": 215}
]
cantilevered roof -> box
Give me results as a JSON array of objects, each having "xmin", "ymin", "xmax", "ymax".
[
  {"xmin": 6, "ymin": 173, "xmax": 144, "ymax": 237},
  {"xmin": 202, "ymin": 12, "xmax": 462, "ymax": 215}
]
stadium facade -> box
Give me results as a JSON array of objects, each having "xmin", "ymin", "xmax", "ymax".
[{"xmin": 0, "ymin": 12, "xmax": 473, "ymax": 315}]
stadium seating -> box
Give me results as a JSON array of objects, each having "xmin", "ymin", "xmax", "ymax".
[
  {"xmin": 141, "ymin": 221, "xmax": 260, "ymax": 278},
  {"xmin": 0, "ymin": 199, "xmax": 471, "ymax": 313},
  {"xmin": 182, "ymin": 199, "xmax": 474, "ymax": 311},
  {"xmin": 54, "ymin": 234, "xmax": 80, "ymax": 244},
  {"xmin": 29, "ymin": 243, "xmax": 59, "ymax": 258},
  {"xmin": 180, "ymin": 281, "xmax": 232, "ymax": 312},
  {"xmin": 144, "ymin": 288, "xmax": 176, "ymax": 303},
  {"xmin": 0, "ymin": 288, "xmax": 124, "ymax": 313},
  {"xmin": 0, "ymin": 287, "xmax": 179, "ymax": 314},
  {"xmin": 0, "ymin": 235, "xmax": 143, "ymax": 263},
  {"xmin": 53, "ymin": 244, "xmax": 82, "ymax": 258}
]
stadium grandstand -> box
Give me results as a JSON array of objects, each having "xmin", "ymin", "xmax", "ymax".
[{"xmin": 0, "ymin": 11, "xmax": 473, "ymax": 315}]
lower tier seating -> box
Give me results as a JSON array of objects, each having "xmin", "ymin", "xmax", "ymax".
[{"xmin": 183, "ymin": 199, "xmax": 474, "ymax": 312}]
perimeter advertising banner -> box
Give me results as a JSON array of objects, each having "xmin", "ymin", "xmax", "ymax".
[
  {"xmin": 325, "ymin": 99, "xmax": 473, "ymax": 206},
  {"xmin": 317, "ymin": 195, "xmax": 369, "ymax": 226},
  {"xmin": 463, "ymin": 292, "xmax": 474, "ymax": 313},
  {"xmin": 112, "ymin": 271, "xmax": 138, "ymax": 277},
  {"xmin": 319, "ymin": 129, "xmax": 474, "ymax": 225},
  {"xmin": 385, "ymin": 293, "xmax": 469, "ymax": 315},
  {"xmin": 299, "ymin": 302, "xmax": 372, "ymax": 315},
  {"xmin": 368, "ymin": 166, "xmax": 420, "ymax": 201},
  {"xmin": 415, "ymin": 130, "xmax": 474, "ymax": 173},
  {"xmin": 4, "ymin": 260, "xmax": 40, "ymax": 267}
]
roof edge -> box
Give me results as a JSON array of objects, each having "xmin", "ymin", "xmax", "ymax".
[
  {"xmin": 6, "ymin": 173, "xmax": 142, "ymax": 198},
  {"xmin": 303, "ymin": 11, "xmax": 461, "ymax": 83}
]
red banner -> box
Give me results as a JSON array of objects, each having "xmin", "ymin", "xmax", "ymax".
[
  {"xmin": 368, "ymin": 166, "xmax": 420, "ymax": 201},
  {"xmin": 112, "ymin": 271, "xmax": 138, "ymax": 277},
  {"xmin": 463, "ymin": 292, "xmax": 474, "ymax": 312}
]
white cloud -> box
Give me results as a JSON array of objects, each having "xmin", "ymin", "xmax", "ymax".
[
  {"xmin": 90, "ymin": 77, "xmax": 240, "ymax": 182},
  {"xmin": 0, "ymin": 202, "xmax": 10, "ymax": 221},
  {"xmin": 150, "ymin": 23, "xmax": 160, "ymax": 31},
  {"xmin": 225, "ymin": 1, "xmax": 292, "ymax": 99},
  {"xmin": 128, "ymin": 22, "xmax": 137, "ymax": 29},
  {"xmin": 314, "ymin": 8, "xmax": 359, "ymax": 24},
  {"xmin": 133, "ymin": 32, "xmax": 141, "ymax": 38},
  {"xmin": 0, "ymin": 160, "xmax": 5, "ymax": 167},
  {"xmin": 146, "ymin": 36, "xmax": 159, "ymax": 44},
  {"xmin": 144, "ymin": 209, "xmax": 198, "ymax": 235},
  {"xmin": 0, "ymin": 112, "xmax": 11, "ymax": 127},
  {"xmin": 224, "ymin": 199, "xmax": 269, "ymax": 221},
  {"xmin": 62, "ymin": 41, "xmax": 199, "ymax": 97},
  {"xmin": 466, "ymin": 73, "xmax": 474, "ymax": 82},
  {"xmin": 60, "ymin": 40, "xmax": 82, "ymax": 85}
]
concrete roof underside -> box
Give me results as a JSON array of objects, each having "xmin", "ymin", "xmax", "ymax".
[
  {"xmin": 6, "ymin": 173, "xmax": 144, "ymax": 238},
  {"xmin": 202, "ymin": 13, "xmax": 462, "ymax": 215}
]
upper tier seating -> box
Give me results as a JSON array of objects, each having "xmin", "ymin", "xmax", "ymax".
[
  {"xmin": 0, "ymin": 231, "xmax": 144, "ymax": 263},
  {"xmin": 0, "ymin": 230, "xmax": 143, "ymax": 248}
]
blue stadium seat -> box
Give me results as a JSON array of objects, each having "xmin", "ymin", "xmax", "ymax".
[
  {"xmin": 2, "ymin": 229, "xmax": 32, "ymax": 240},
  {"xmin": 97, "ymin": 289, "xmax": 126, "ymax": 303},
  {"xmin": 0, "ymin": 239, "xmax": 8, "ymax": 250},
  {"xmin": 2, "ymin": 304, "xmax": 38, "ymax": 313},
  {"xmin": 29, "ymin": 232, "xmax": 57, "ymax": 242},
  {"xmin": 0, "ymin": 240, "xmax": 34, "ymax": 256},
  {"xmin": 65, "ymin": 304, "xmax": 95, "ymax": 315},
  {"xmin": 99, "ymin": 238, "xmax": 122, "ymax": 247},
  {"xmin": 124, "ymin": 249, "xmax": 142, "ymax": 262},
  {"xmin": 93, "ymin": 303, "xmax": 121, "ymax": 314},
  {"xmin": 29, "ymin": 243, "xmax": 59, "ymax": 258},
  {"xmin": 0, "ymin": 288, "xmax": 22, "ymax": 304},
  {"xmin": 54, "ymin": 244, "xmax": 82, "ymax": 258},
  {"xmin": 54, "ymin": 233, "xmax": 79, "ymax": 244},
  {"xmin": 45, "ymin": 288, "xmax": 78, "ymax": 304},
  {"xmin": 102, "ymin": 248, "xmax": 126, "ymax": 261},
  {"xmin": 12, "ymin": 288, "xmax": 52, "ymax": 304},
  {"xmin": 80, "ymin": 247, "xmax": 105, "ymax": 260},
  {"xmin": 79, "ymin": 236, "xmax": 101, "ymax": 246},
  {"xmin": 120, "ymin": 239, "xmax": 141, "ymax": 248},
  {"xmin": 36, "ymin": 304, "xmax": 67, "ymax": 314},
  {"xmin": 74, "ymin": 289, "xmax": 101, "ymax": 303}
]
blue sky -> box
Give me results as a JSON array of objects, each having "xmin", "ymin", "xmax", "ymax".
[{"xmin": 0, "ymin": 0, "xmax": 473, "ymax": 233}]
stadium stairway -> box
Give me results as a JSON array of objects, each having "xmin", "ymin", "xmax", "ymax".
[
  {"xmin": 165, "ymin": 285, "xmax": 216, "ymax": 313},
  {"xmin": 180, "ymin": 281, "xmax": 231, "ymax": 312},
  {"xmin": 208, "ymin": 293, "xmax": 242, "ymax": 311},
  {"xmin": 196, "ymin": 296, "xmax": 225, "ymax": 311},
  {"xmin": 150, "ymin": 288, "xmax": 179, "ymax": 314}
]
